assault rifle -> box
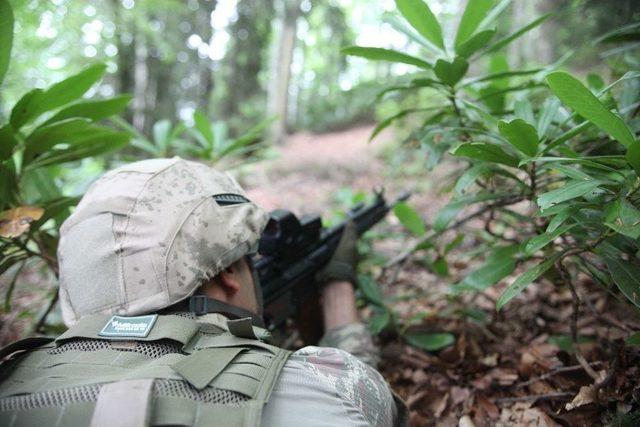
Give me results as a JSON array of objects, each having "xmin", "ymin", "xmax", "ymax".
[{"xmin": 252, "ymin": 190, "xmax": 410, "ymax": 341}]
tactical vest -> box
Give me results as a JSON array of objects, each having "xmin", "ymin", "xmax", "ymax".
[{"xmin": 0, "ymin": 314, "xmax": 291, "ymax": 427}]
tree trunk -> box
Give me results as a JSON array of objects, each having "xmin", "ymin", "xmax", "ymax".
[{"xmin": 266, "ymin": 0, "xmax": 300, "ymax": 144}]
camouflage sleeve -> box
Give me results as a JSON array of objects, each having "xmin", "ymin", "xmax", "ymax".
[{"xmin": 318, "ymin": 322, "xmax": 380, "ymax": 367}]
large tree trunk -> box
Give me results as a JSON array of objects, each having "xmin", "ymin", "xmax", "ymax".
[
  {"xmin": 196, "ymin": 0, "xmax": 216, "ymax": 113},
  {"xmin": 266, "ymin": 0, "xmax": 300, "ymax": 144}
]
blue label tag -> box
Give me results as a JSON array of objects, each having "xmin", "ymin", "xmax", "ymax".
[{"xmin": 99, "ymin": 314, "xmax": 158, "ymax": 338}]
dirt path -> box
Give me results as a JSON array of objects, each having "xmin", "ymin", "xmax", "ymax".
[{"xmin": 244, "ymin": 124, "xmax": 391, "ymax": 213}]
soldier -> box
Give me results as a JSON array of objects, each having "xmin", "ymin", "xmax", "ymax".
[{"xmin": 0, "ymin": 157, "xmax": 407, "ymax": 427}]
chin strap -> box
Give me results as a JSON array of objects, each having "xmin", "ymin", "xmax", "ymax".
[{"xmin": 187, "ymin": 295, "xmax": 266, "ymax": 328}]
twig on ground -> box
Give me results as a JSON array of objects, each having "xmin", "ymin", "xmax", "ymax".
[
  {"xmin": 556, "ymin": 260, "xmax": 600, "ymax": 381},
  {"xmin": 494, "ymin": 392, "xmax": 574, "ymax": 404},
  {"xmin": 515, "ymin": 362, "xmax": 604, "ymax": 390}
]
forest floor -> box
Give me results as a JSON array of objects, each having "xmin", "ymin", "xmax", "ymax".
[
  {"xmin": 244, "ymin": 125, "xmax": 640, "ymax": 427},
  {"xmin": 1, "ymin": 124, "xmax": 638, "ymax": 426}
]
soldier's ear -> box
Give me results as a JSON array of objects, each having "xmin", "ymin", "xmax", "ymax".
[{"xmin": 218, "ymin": 264, "xmax": 242, "ymax": 295}]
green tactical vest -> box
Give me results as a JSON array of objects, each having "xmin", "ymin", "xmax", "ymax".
[{"xmin": 0, "ymin": 313, "xmax": 291, "ymax": 427}]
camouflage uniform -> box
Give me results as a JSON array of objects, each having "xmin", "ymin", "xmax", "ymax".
[{"xmin": 0, "ymin": 158, "xmax": 406, "ymax": 426}]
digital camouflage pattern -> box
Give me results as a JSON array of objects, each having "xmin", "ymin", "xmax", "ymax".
[
  {"xmin": 319, "ymin": 322, "xmax": 380, "ymax": 367},
  {"xmin": 57, "ymin": 157, "xmax": 268, "ymax": 325}
]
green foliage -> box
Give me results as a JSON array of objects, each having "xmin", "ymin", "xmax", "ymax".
[
  {"xmin": 345, "ymin": 0, "xmax": 640, "ymax": 339},
  {"xmin": 0, "ymin": 0, "xmax": 13, "ymax": 87},
  {"xmin": 0, "ymin": 0, "xmax": 131, "ymax": 320}
]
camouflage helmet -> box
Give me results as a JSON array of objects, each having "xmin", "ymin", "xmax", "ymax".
[{"xmin": 57, "ymin": 157, "xmax": 268, "ymax": 326}]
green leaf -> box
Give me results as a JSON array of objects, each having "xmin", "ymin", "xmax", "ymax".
[
  {"xmin": 626, "ymin": 332, "xmax": 640, "ymax": 346},
  {"xmin": 0, "ymin": 124, "xmax": 17, "ymax": 161},
  {"xmin": 369, "ymin": 107, "xmax": 440, "ymax": 142},
  {"xmin": 0, "ymin": 0, "xmax": 14, "ymax": 87},
  {"xmin": 460, "ymin": 256, "xmax": 516, "ymax": 291},
  {"xmin": 546, "ymin": 207, "xmax": 573, "ymax": 232},
  {"xmin": 497, "ymin": 255, "xmax": 559, "ymax": 310},
  {"xmin": 525, "ymin": 224, "xmax": 575, "ymax": 256},
  {"xmin": 369, "ymin": 309, "xmax": 391, "ymax": 334},
  {"xmin": 26, "ymin": 131, "xmax": 129, "ymax": 169},
  {"xmin": 342, "ymin": 46, "xmax": 432, "ymax": 69},
  {"xmin": 546, "ymin": 72, "xmax": 635, "ymax": 147},
  {"xmin": 604, "ymin": 257, "xmax": 640, "ymax": 309},
  {"xmin": 455, "ymin": 0, "xmax": 495, "ymax": 47},
  {"xmin": 537, "ymin": 97, "xmax": 561, "ymax": 138},
  {"xmin": 193, "ymin": 111, "xmax": 214, "ymax": 147},
  {"xmin": 455, "ymin": 164, "xmax": 491, "ymax": 194},
  {"xmin": 456, "ymin": 29, "xmax": 496, "ymax": 58},
  {"xmin": 405, "ymin": 332, "xmax": 455, "ymax": 351},
  {"xmin": 537, "ymin": 179, "xmax": 604, "ymax": 210},
  {"xmin": 44, "ymin": 95, "xmax": 132, "ymax": 125},
  {"xmin": 498, "ymin": 119, "xmax": 539, "ymax": 157},
  {"xmin": 395, "ymin": 0, "xmax": 444, "ymax": 49},
  {"xmin": 452, "ymin": 142, "xmax": 519, "ymax": 167},
  {"xmin": 10, "ymin": 64, "xmax": 107, "ymax": 129},
  {"xmin": 485, "ymin": 13, "xmax": 551, "ymax": 54},
  {"xmin": 23, "ymin": 118, "xmax": 93, "ymax": 162},
  {"xmin": 434, "ymin": 57, "xmax": 469, "ymax": 86},
  {"xmin": 394, "ymin": 202, "xmax": 426, "ymax": 236},
  {"xmin": 626, "ymin": 142, "xmax": 640, "ymax": 176},
  {"xmin": 514, "ymin": 99, "xmax": 535, "ymax": 125},
  {"xmin": 358, "ymin": 275, "xmax": 385, "ymax": 307}
]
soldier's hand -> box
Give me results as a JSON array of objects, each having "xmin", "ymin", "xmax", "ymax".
[{"xmin": 315, "ymin": 220, "xmax": 359, "ymax": 286}]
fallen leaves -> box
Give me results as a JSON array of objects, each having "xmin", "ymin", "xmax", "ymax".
[{"xmin": 0, "ymin": 206, "xmax": 44, "ymax": 238}]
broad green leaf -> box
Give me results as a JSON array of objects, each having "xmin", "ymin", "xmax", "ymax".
[
  {"xmin": 342, "ymin": 46, "xmax": 432, "ymax": 69},
  {"xmin": 193, "ymin": 111, "xmax": 214, "ymax": 147},
  {"xmin": 44, "ymin": 95, "xmax": 132, "ymax": 125},
  {"xmin": 394, "ymin": 202, "xmax": 426, "ymax": 236},
  {"xmin": 626, "ymin": 332, "xmax": 640, "ymax": 346},
  {"xmin": 23, "ymin": 118, "xmax": 92, "ymax": 162},
  {"xmin": 537, "ymin": 180, "xmax": 604, "ymax": 210},
  {"xmin": 460, "ymin": 68, "xmax": 541, "ymax": 87},
  {"xmin": 26, "ymin": 131, "xmax": 129, "ymax": 169},
  {"xmin": 452, "ymin": 142, "xmax": 519, "ymax": 167},
  {"xmin": 10, "ymin": 88, "xmax": 44, "ymax": 130},
  {"xmin": 0, "ymin": 0, "xmax": 14, "ymax": 87},
  {"xmin": 369, "ymin": 309, "xmax": 391, "ymax": 334},
  {"xmin": 485, "ymin": 13, "xmax": 551, "ymax": 54},
  {"xmin": 358, "ymin": 275, "xmax": 385, "ymax": 307},
  {"xmin": 498, "ymin": 119, "xmax": 539, "ymax": 157},
  {"xmin": 626, "ymin": 142, "xmax": 640, "ymax": 176},
  {"xmin": 0, "ymin": 124, "xmax": 16, "ymax": 161},
  {"xmin": 405, "ymin": 332, "xmax": 455, "ymax": 351},
  {"xmin": 550, "ymin": 164, "xmax": 593, "ymax": 181},
  {"xmin": 460, "ymin": 256, "xmax": 516, "ymax": 291},
  {"xmin": 546, "ymin": 72, "xmax": 635, "ymax": 147},
  {"xmin": 455, "ymin": 0, "xmax": 495, "ymax": 47},
  {"xmin": 455, "ymin": 164, "xmax": 491, "ymax": 194},
  {"xmin": 524, "ymin": 224, "xmax": 575, "ymax": 255},
  {"xmin": 395, "ymin": 0, "xmax": 444, "ymax": 49},
  {"xmin": 497, "ymin": 255, "xmax": 559, "ymax": 310},
  {"xmin": 0, "ymin": 160, "xmax": 17, "ymax": 209},
  {"xmin": 604, "ymin": 257, "xmax": 640, "ymax": 309},
  {"xmin": 456, "ymin": 29, "xmax": 496, "ymax": 58},
  {"xmin": 10, "ymin": 64, "xmax": 107, "ymax": 129},
  {"xmin": 434, "ymin": 57, "xmax": 469, "ymax": 86},
  {"xmin": 605, "ymin": 199, "xmax": 640, "ymax": 239}
]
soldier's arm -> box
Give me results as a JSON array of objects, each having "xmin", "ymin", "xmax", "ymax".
[{"xmin": 318, "ymin": 280, "xmax": 380, "ymax": 367}]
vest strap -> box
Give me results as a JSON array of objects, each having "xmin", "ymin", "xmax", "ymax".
[
  {"xmin": 90, "ymin": 379, "xmax": 154, "ymax": 427},
  {"xmin": 0, "ymin": 337, "xmax": 54, "ymax": 362},
  {"xmin": 171, "ymin": 347, "xmax": 244, "ymax": 390}
]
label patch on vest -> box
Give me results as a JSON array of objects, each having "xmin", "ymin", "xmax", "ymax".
[{"xmin": 99, "ymin": 315, "xmax": 158, "ymax": 338}]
